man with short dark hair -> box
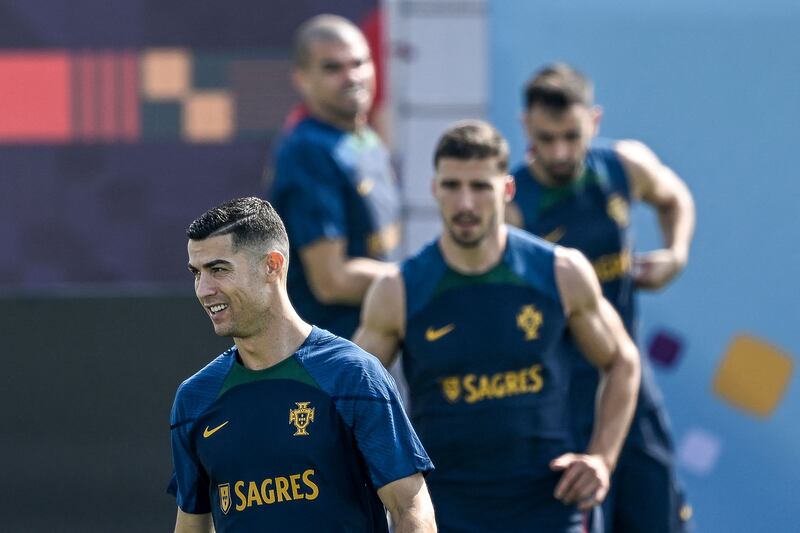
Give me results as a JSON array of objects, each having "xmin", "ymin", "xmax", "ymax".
[
  {"xmin": 168, "ymin": 197, "xmax": 436, "ymax": 532},
  {"xmin": 509, "ymin": 63, "xmax": 696, "ymax": 533},
  {"xmin": 269, "ymin": 14, "xmax": 401, "ymax": 339},
  {"xmin": 355, "ymin": 121, "xmax": 640, "ymax": 532}
]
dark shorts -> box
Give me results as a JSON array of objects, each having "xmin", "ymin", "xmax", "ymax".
[
  {"xmin": 428, "ymin": 476, "xmax": 591, "ymax": 533},
  {"xmin": 600, "ymin": 446, "xmax": 691, "ymax": 533}
]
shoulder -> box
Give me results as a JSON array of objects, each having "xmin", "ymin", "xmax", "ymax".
[
  {"xmin": 612, "ymin": 138, "xmax": 661, "ymax": 169},
  {"xmin": 297, "ymin": 330, "xmax": 393, "ymax": 393},
  {"xmin": 505, "ymin": 226, "xmax": 558, "ymax": 267},
  {"xmin": 401, "ymin": 238, "xmax": 448, "ymax": 317},
  {"xmin": 503, "ymin": 227, "xmax": 563, "ymax": 301},
  {"xmin": 172, "ymin": 348, "xmax": 236, "ymax": 424},
  {"xmin": 275, "ymin": 119, "xmax": 339, "ymax": 164},
  {"xmin": 368, "ymin": 266, "xmax": 405, "ymax": 306},
  {"xmin": 554, "ymin": 246, "xmax": 601, "ymax": 314}
]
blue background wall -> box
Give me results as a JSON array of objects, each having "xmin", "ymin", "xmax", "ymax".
[{"xmin": 489, "ymin": 2, "xmax": 799, "ymax": 531}]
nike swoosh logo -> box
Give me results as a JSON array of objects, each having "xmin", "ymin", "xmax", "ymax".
[
  {"xmin": 425, "ymin": 324, "xmax": 455, "ymax": 342},
  {"xmin": 203, "ymin": 421, "xmax": 229, "ymax": 438},
  {"xmin": 542, "ymin": 226, "xmax": 566, "ymax": 243}
]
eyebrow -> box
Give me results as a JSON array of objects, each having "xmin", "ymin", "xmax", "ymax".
[{"xmin": 187, "ymin": 259, "xmax": 232, "ymax": 271}]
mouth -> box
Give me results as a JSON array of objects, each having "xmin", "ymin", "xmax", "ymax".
[
  {"xmin": 207, "ymin": 303, "xmax": 229, "ymax": 315},
  {"xmin": 342, "ymin": 86, "xmax": 369, "ymax": 100},
  {"xmin": 452, "ymin": 214, "xmax": 481, "ymax": 228}
]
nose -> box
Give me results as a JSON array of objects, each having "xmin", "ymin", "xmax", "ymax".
[
  {"xmin": 456, "ymin": 188, "xmax": 475, "ymax": 211},
  {"xmin": 346, "ymin": 64, "xmax": 363, "ymax": 85},
  {"xmin": 553, "ymin": 140, "xmax": 571, "ymax": 161},
  {"xmin": 195, "ymin": 272, "xmax": 217, "ymax": 300}
]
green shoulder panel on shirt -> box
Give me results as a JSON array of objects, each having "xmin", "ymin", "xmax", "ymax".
[
  {"xmin": 218, "ymin": 355, "xmax": 320, "ymax": 399},
  {"xmin": 433, "ymin": 261, "xmax": 527, "ymax": 300}
]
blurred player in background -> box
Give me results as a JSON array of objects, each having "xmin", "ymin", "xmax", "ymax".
[
  {"xmin": 508, "ymin": 63, "xmax": 696, "ymax": 532},
  {"xmin": 268, "ymin": 14, "xmax": 401, "ymax": 339},
  {"xmin": 355, "ymin": 121, "xmax": 640, "ymax": 532},
  {"xmin": 168, "ymin": 197, "xmax": 435, "ymax": 533}
]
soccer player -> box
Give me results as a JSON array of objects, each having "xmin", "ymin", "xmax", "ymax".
[
  {"xmin": 168, "ymin": 197, "xmax": 436, "ymax": 532},
  {"xmin": 354, "ymin": 121, "xmax": 640, "ymax": 532},
  {"xmin": 268, "ymin": 14, "xmax": 401, "ymax": 339},
  {"xmin": 508, "ymin": 64, "xmax": 696, "ymax": 532}
]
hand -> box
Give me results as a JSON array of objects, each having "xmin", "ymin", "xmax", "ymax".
[
  {"xmin": 632, "ymin": 248, "xmax": 685, "ymax": 290},
  {"xmin": 549, "ymin": 453, "xmax": 610, "ymax": 510}
]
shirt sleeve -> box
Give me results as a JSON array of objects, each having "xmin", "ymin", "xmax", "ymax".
[
  {"xmin": 337, "ymin": 355, "xmax": 434, "ymax": 489},
  {"xmin": 168, "ymin": 390, "xmax": 211, "ymax": 514},
  {"xmin": 274, "ymin": 141, "xmax": 348, "ymax": 249}
]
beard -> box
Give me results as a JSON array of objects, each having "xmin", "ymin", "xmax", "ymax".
[
  {"xmin": 446, "ymin": 211, "xmax": 494, "ymax": 248},
  {"xmin": 542, "ymin": 160, "xmax": 582, "ymax": 185}
]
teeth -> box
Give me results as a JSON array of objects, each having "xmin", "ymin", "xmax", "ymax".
[{"xmin": 209, "ymin": 304, "xmax": 228, "ymax": 314}]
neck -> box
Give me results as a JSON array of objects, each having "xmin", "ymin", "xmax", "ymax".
[
  {"xmin": 439, "ymin": 224, "xmax": 508, "ymax": 275},
  {"xmin": 234, "ymin": 294, "xmax": 312, "ymax": 371},
  {"xmin": 528, "ymin": 155, "xmax": 583, "ymax": 189},
  {"xmin": 308, "ymin": 106, "xmax": 366, "ymax": 133}
]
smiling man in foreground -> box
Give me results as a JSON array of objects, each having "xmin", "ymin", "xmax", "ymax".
[{"xmin": 167, "ymin": 197, "xmax": 436, "ymax": 532}]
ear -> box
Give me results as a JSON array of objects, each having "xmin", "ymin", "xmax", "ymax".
[
  {"xmin": 264, "ymin": 251, "xmax": 286, "ymax": 281},
  {"xmin": 503, "ymin": 174, "xmax": 516, "ymax": 203},
  {"xmin": 590, "ymin": 105, "xmax": 603, "ymax": 136}
]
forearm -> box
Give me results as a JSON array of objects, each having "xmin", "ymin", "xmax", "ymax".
[
  {"xmin": 174, "ymin": 509, "xmax": 213, "ymax": 533},
  {"xmin": 315, "ymin": 257, "xmax": 396, "ymax": 305},
  {"xmin": 389, "ymin": 498, "xmax": 437, "ymax": 533},
  {"xmin": 654, "ymin": 171, "xmax": 695, "ymax": 265},
  {"xmin": 586, "ymin": 347, "xmax": 640, "ymax": 471}
]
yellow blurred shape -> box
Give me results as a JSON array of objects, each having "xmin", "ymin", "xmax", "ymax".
[
  {"xmin": 141, "ymin": 48, "xmax": 191, "ymax": 100},
  {"xmin": 183, "ymin": 91, "xmax": 234, "ymax": 143},
  {"xmin": 713, "ymin": 334, "xmax": 793, "ymax": 418}
]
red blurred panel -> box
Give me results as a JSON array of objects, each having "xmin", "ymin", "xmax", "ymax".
[
  {"xmin": 120, "ymin": 50, "xmax": 141, "ymax": 141},
  {"xmin": 0, "ymin": 52, "xmax": 71, "ymax": 142}
]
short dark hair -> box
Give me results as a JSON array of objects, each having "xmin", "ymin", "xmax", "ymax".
[
  {"xmin": 433, "ymin": 120, "xmax": 509, "ymax": 173},
  {"xmin": 187, "ymin": 197, "xmax": 289, "ymax": 258},
  {"xmin": 523, "ymin": 63, "xmax": 594, "ymax": 111},
  {"xmin": 293, "ymin": 14, "xmax": 366, "ymax": 68}
]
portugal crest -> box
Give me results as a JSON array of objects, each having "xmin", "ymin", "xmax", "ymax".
[
  {"xmin": 440, "ymin": 376, "xmax": 461, "ymax": 403},
  {"xmin": 516, "ymin": 304, "xmax": 543, "ymax": 341},
  {"xmin": 289, "ymin": 402, "xmax": 315, "ymax": 436},
  {"xmin": 607, "ymin": 194, "xmax": 630, "ymax": 227},
  {"xmin": 218, "ymin": 483, "xmax": 231, "ymax": 515}
]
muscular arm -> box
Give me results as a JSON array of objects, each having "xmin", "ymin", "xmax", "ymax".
[
  {"xmin": 550, "ymin": 247, "xmax": 640, "ymax": 509},
  {"xmin": 300, "ymin": 238, "xmax": 397, "ymax": 305},
  {"xmin": 352, "ymin": 270, "xmax": 405, "ymax": 367},
  {"xmin": 378, "ymin": 474, "xmax": 437, "ymax": 533},
  {"xmin": 174, "ymin": 509, "xmax": 213, "ymax": 533},
  {"xmin": 617, "ymin": 139, "xmax": 696, "ymax": 289}
]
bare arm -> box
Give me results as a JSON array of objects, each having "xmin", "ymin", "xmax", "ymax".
[
  {"xmin": 299, "ymin": 238, "xmax": 397, "ymax": 305},
  {"xmin": 174, "ymin": 509, "xmax": 213, "ymax": 533},
  {"xmin": 378, "ymin": 474, "xmax": 437, "ymax": 533},
  {"xmin": 617, "ymin": 139, "xmax": 696, "ymax": 289},
  {"xmin": 550, "ymin": 247, "xmax": 640, "ymax": 509},
  {"xmin": 352, "ymin": 270, "xmax": 405, "ymax": 367}
]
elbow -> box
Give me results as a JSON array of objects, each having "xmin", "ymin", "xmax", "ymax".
[
  {"xmin": 607, "ymin": 342, "xmax": 640, "ymax": 392},
  {"xmin": 624, "ymin": 345, "xmax": 641, "ymax": 390}
]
